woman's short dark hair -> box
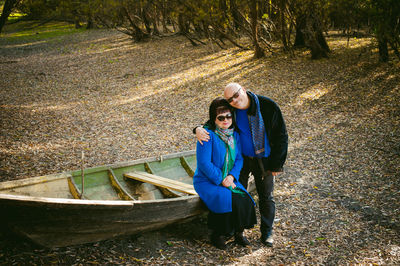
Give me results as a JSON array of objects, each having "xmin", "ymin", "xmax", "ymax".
[{"xmin": 208, "ymin": 97, "xmax": 237, "ymax": 131}]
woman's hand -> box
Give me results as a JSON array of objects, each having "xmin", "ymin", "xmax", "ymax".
[
  {"xmin": 195, "ymin": 127, "xmax": 210, "ymax": 145},
  {"xmin": 222, "ymin": 177, "xmax": 230, "ymax": 188},
  {"xmin": 222, "ymin": 175, "xmax": 236, "ymax": 188},
  {"xmin": 225, "ymin": 175, "xmax": 234, "ymax": 184}
]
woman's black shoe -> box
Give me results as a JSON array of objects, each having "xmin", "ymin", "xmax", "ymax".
[
  {"xmin": 234, "ymin": 232, "xmax": 250, "ymax": 246},
  {"xmin": 211, "ymin": 234, "xmax": 226, "ymax": 250}
]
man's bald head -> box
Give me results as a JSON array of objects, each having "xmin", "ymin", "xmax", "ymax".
[{"xmin": 223, "ymin": 82, "xmax": 250, "ymax": 110}]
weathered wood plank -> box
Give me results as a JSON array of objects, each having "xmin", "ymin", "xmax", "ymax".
[
  {"xmin": 144, "ymin": 162, "xmax": 153, "ymax": 174},
  {"xmin": 180, "ymin": 156, "xmax": 195, "ymax": 177},
  {"xmin": 68, "ymin": 176, "xmax": 85, "ymax": 199},
  {"xmin": 108, "ymin": 169, "xmax": 135, "ymax": 200},
  {"xmin": 0, "ymin": 173, "xmax": 71, "ymax": 190},
  {"xmin": 126, "ymin": 171, "xmax": 194, "ymax": 189},
  {"xmin": 143, "ymin": 161, "xmax": 182, "ymax": 198},
  {"xmin": 124, "ymin": 171, "xmax": 197, "ymax": 195}
]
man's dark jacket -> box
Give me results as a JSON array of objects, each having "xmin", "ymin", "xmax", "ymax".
[{"xmin": 245, "ymin": 92, "xmax": 288, "ymax": 172}]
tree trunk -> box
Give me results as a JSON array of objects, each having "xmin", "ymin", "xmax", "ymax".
[
  {"xmin": 294, "ymin": 15, "xmax": 306, "ymax": 47},
  {"xmin": 142, "ymin": 9, "xmax": 152, "ymax": 34},
  {"xmin": 0, "ymin": 0, "xmax": 19, "ymax": 34},
  {"xmin": 152, "ymin": 17, "xmax": 160, "ymax": 36},
  {"xmin": 122, "ymin": 7, "xmax": 148, "ymax": 42},
  {"xmin": 86, "ymin": 16, "xmax": 93, "ymax": 29},
  {"xmin": 266, "ymin": 0, "xmax": 272, "ymax": 20},
  {"xmin": 388, "ymin": 40, "xmax": 400, "ymax": 60},
  {"xmin": 303, "ymin": 22, "xmax": 328, "ymax": 59},
  {"xmin": 258, "ymin": 0, "xmax": 267, "ymax": 19},
  {"xmin": 249, "ymin": 0, "xmax": 265, "ymax": 58},
  {"xmin": 177, "ymin": 13, "xmax": 189, "ymax": 34},
  {"xmin": 378, "ymin": 35, "xmax": 389, "ymax": 62},
  {"xmin": 229, "ymin": 0, "xmax": 240, "ymax": 30},
  {"xmin": 160, "ymin": 0, "xmax": 170, "ymax": 33},
  {"xmin": 161, "ymin": 17, "xmax": 169, "ymax": 33},
  {"xmin": 219, "ymin": 0, "xmax": 228, "ymax": 19},
  {"xmin": 269, "ymin": 0, "xmax": 279, "ymax": 23},
  {"xmin": 279, "ymin": 0, "xmax": 289, "ymax": 50},
  {"xmin": 301, "ymin": 2, "xmax": 330, "ymax": 60},
  {"xmin": 86, "ymin": 0, "xmax": 94, "ymax": 29},
  {"xmin": 75, "ymin": 19, "xmax": 82, "ymax": 29},
  {"xmin": 309, "ymin": 40, "xmax": 328, "ymax": 59},
  {"xmin": 317, "ymin": 30, "xmax": 330, "ymax": 52}
]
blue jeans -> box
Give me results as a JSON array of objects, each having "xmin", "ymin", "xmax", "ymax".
[{"xmin": 239, "ymin": 156, "xmax": 275, "ymax": 236}]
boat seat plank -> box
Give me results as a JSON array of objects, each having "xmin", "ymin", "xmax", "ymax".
[{"xmin": 124, "ymin": 171, "xmax": 197, "ymax": 195}]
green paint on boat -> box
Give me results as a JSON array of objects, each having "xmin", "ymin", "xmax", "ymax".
[
  {"xmin": 71, "ymin": 170, "xmax": 119, "ymax": 200},
  {"xmin": 148, "ymin": 158, "xmax": 191, "ymax": 184},
  {"xmin": 184, "ymin": 156, "xmax": 197, "ymax": 173},
  {"xmin": 112, "ymin": 164, "xmax": 146, "ymax": 196}
]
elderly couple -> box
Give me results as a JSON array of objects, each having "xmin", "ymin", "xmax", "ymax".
[{"xmin": 192, "ymin": 82, "xmax": 288, "ymax": 250}]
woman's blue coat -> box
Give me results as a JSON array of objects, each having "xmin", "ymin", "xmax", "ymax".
[{"xmin": 193, "ymin": 129, "xmax": 254, "ymax": 213}]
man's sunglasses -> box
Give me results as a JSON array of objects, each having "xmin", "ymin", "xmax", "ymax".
[
  {"xmin": 216, "ymin": 114, "xmax": 233, "ymax": 121},
  {"xmin": 227, "ymin": 87, "xmax": 242, "ymax": 103}
]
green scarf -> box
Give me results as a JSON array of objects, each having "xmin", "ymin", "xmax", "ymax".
[{"xmin": 215, "ymin": 127, "xmax": 245, "ymax": 195}]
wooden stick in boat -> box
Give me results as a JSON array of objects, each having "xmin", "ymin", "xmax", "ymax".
[{"xmin": 80, "ymin": 151, "xmax": 85, "ymax": 199}]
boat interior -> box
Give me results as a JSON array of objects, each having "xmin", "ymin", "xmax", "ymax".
[{"xmin": 0, "ymin": 153, "xmax": 198, "ymax": 201}]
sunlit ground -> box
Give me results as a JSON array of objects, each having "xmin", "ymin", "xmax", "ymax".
[{"xmin": 0, "ymin": 21, "xmax": 399, "ymax": 265}]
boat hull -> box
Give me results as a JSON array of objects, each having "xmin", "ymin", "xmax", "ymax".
[{"xmin": 0, "ymin": 194, "xmax": 205, "ymax": 247}]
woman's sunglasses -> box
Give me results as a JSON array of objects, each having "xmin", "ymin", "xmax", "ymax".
[{"xmin": 216, "ymin": 114, "xmax": 233, "ymax": 121}]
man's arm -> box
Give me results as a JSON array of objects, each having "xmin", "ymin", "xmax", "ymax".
[
  {"xmin": 259, "ymin": 95, "xmax": 288, "ymax": 172},
  {"xmin": 194, "ymin": 127, "xmax": 210, "ymax": 145},
  {"xmin": 268, "ymin": 105, "xmax": 288, "ymax": 172},
  {"xmin": 192, "ymin": 120, "xmax": 212, "ymax": 145}
]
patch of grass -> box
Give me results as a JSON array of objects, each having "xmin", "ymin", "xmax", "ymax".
[
  {"xmin": 6, "ymin": 12, "xmax": 26, "ymax": 24},
  {"xmin": 1, "ymin": 20, "xmax": 86, "ymax": 44}
]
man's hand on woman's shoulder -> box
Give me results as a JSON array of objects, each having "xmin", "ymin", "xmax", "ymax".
[{"xmin": 196, "ymin": 127, "xmax": 210, "ymax": 145}]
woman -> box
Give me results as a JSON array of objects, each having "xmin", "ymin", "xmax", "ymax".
[{"xmin": 193, "ymin": 97, "xmax": 257, "ymax": 250}]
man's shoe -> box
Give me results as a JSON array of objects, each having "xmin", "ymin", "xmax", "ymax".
[
  {"xmin": 211, "ymin": 234, "xmax": 226, "ymax": 250},
  {"xmin": 234, "ymin": 232, "xmax": 250, "ymax": 247},
  {"xmin": 261, "ymin": 232, "xmax": 273, "ymax": 247}
]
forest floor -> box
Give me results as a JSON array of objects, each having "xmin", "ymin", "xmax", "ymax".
[{"xmin": 0, "ymin": 24, "xmax": 399, "ymax": 265}]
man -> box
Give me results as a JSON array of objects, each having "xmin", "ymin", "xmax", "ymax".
[{"xmin": 195, "ymin": 82, "xmax": 288, "ymax": 247}]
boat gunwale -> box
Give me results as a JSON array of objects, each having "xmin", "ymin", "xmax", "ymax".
[
  {"xmin": 71, "ymin": 149, "xmax": 196, "ymax": 176},
  {"xmin": 0, "ymin": 172, "xmax": 73, "ymax": 190},
  {"xmin": 0, "ymin": 150, "xmax": 196, "ymax": 191},
  {"xmin": 0, "ymin": 193, "xmax": 199, "ymax": 207}
]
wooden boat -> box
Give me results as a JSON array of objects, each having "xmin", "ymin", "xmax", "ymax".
[{"xmin": 0, "ymin": 150, "xmax": 206, "ymax": 248}]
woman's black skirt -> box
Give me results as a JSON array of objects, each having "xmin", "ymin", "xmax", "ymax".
[{"xmin": 207, "ymin": 192, "xmax": 257, "ymax": 236}]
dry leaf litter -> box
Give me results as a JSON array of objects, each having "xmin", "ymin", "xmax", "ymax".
[{"xmin": 0, "ymin": 29, "xmax": 399, "ymax": 265}]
